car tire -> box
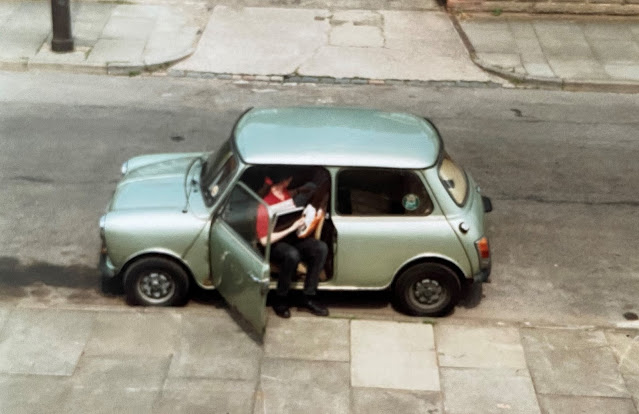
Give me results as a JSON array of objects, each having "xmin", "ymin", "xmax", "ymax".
[
  {"xmin": 393, "ymin": 263, "xmax": 461, "ymax": 317},
  {"xmin": 124, "ymin": 257, "xmax": 189, "ymax": 306}
]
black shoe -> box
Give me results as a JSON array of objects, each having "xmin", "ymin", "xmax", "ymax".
[
  {"xmin": 273, "ymin": 302, "xmax": 291, "ymax": 318},
  {"xmin": 301, "ymin": 296, "xmax": 329, "ymax": 317}
]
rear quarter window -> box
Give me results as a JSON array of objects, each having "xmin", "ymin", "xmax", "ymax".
[
  {"xmin": 337, "ymin": 169, "xmax": 433, "ymax": 216},
  {"xmin": 438, "ymin": 153, "xmax": 468, "ymax": 206}
]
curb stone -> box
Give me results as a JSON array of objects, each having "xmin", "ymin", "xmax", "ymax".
[
  {"xmin": 448, "ymin": 13, "xmax": 639, "ymax": 94},
  {"xmin": 21, "ymin": 46, "xmax": 197, "ymax": 76},
  {"xmin": 165, "ymin": 68, "xmax": 504, "ymax": 89}
]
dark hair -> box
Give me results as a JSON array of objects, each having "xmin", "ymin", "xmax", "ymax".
[{"xmin": 267, "ymin": 169, "xmax": 291, "ymax": 185}]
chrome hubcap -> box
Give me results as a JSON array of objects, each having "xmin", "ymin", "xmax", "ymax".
[
  {"xmin": 138, "ymin": 272, "xmax": 174, "ymax": 302},
  {"xmin": 413, "ymin": 279, "xmax": 444, "ymax": 306}
]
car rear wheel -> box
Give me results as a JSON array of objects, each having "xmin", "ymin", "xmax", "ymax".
[
  {"xmin": 393, "ymin": 263, "xmax": 461, "ymax": 317},
  {"xmin": 124, "ymin": 257, "xmax": 189, "ymax": 306}
]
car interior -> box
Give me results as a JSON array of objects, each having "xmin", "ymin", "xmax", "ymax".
[{"xmin": 239, "ymin": 165, "xmax": 335, "ymax": 282}]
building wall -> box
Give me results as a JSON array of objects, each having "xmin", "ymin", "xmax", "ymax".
[{"xmin": 447, "ymin": 0, "xmax": 639, "ymax": 15}]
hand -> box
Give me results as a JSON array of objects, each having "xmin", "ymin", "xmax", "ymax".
[{"xmin": 291, "ymin": 217, "xmax": 305, "ymax": 231}]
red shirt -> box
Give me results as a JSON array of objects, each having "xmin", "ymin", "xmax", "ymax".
[{"xmin": 256, "ymin": 189, "xmax": 291, "ymax": 240}]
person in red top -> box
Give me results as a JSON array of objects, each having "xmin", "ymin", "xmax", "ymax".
[{"xmin": 256, "ymin": 171, "xmax": 329, "ymax": 318}]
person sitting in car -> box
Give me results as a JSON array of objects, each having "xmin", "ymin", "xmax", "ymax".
[{"xmin": 255, "ymin": 170, "xmax": 329, "ymax": 319}]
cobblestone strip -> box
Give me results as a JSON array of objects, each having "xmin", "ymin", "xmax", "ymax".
[{"xmin": 167, "ymin": 69, "xmax": 503, "ymax": 89}]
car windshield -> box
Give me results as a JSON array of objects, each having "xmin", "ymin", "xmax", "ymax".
[
  {"xmin": 438, "ymin": 152, "xmax": 468, "ymax": 206},
  {"xmin": 201, "ymin": 141, "xmax": 238, "ymax": 207}
]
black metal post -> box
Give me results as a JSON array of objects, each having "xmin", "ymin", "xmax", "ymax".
[{"xmin": 51, "ymin": 0, "xmax": 73, "ymax": 52}]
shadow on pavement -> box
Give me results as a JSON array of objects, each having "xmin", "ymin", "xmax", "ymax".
[
  {"xmin": 0, "ymin": 256, "xmax": 102, "ymax": 299},
  {"xmin": 459, "ymin": 282, "xmax": 484, "ymax": 309}
]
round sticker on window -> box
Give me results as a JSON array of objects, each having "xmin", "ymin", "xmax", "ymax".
[{"xmin": 402, "ymin": 194, "xmax": 420, "ymax": 211}]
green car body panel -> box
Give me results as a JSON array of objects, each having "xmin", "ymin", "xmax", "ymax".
[
  {"xmin": 103, "ymin": 152, "xmax": 213, "ymax": 285},
  {"xmin": 100, "ymin": 107, "xmax": 490, "ymax": 328}
]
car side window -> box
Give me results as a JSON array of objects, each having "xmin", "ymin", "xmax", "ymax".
[
  {"xmin": 220, "ymin": 184, "xmax": 268, "ymax": 257},
  {"xmin": 337, "ymin": 169, "xmax": 433, "ymax": 216}
]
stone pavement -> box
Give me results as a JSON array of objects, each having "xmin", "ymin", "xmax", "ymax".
[
  {"xmin": 2, "ymin": 1, "xmax": 639, "ymax": 89},
  {"xmin": 0, "ymin": 1, "xmax": 198, "ymax": 74},
  {"xmin": 1, "ymin": 304, "xmax": 638, "ymax": 414},
  {"xmin": 170, "ymin": 6, "xmax": 494, "ymax": 85},
  {"xmin": 457, "ymin": 14, "xmax": 639, "ymax": 90}
]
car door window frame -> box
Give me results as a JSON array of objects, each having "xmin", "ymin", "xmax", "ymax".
[{"xmin": 217, "ymin": 181, "xmax": 273, "ymax": 263}]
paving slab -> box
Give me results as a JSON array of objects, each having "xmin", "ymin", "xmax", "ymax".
[
  {"xmin": 547, "ymin": 58, "xmax": 610, "ymax": 81},
  {"xmin": 523, "ymin": 62, "xmax": 556, "ymax": 78},
  {"xmin": 153, "ymin": 377, "xmax": 256, "ymax": 414},
  {"xmin": 175, "ymin": 7, "xmax": 491, "ymax": 82},
  {"xmin": 83, "ymin": 310, "xmax": 182, "ymax": 357},
  {"xmin": 605, "ymin": 330, "xmax": 639, "ymax": 375},
  {"xmin": 582, "ymin": 23, "xmax": 636, "ymax": 40},
  {"xmin": 605, "ymin": 64, "xmax": 639, "ymax": 80},
  {"xmin": 521, "ymin": 328, "xmax": 630, "ymax": 398},
  {"xmin": 71, "ymin": 2, "xmax": 115, "ymax": 22},
  {"xmin": 101, "ymin": 16, "xmax": 156, "ymax": 40},
  {"xmin": 0, "ymin": 2, "xmax": 197, "ymax": 72},
  {"xmin": 508, "ymin": 21, "xmax": 537, "ymax": 39},
  {"xmin": 0, "ymin": 308, "xmax": 94, "ymax": 376},
  {"xmin": 86, "ymin": 39, "xmax": 146, "ymax": 65},
  {"xmin": 623, "ymin": 374, "xmax": 639, "ymax": 408},
  {"xmin": 174, "ymin": 6, "xmax": 330, "ymax": 76},
  {"xmin": 441, "ymin": 367, "xmax": 541, "ymax": 414},
  {"xmin": 257, "ymin": 358, "xmax": 350, "ymax": 414},
  {"xmin": 0, "ymin": 32, "xmax": 48, "ymax": 60},
  {"xmin": 537, "ymin": 395, "xmax": 636, "ymax": 414},
  {"xmin": 0, "ymin": 3, "xmax": 20, "ymax": 26},
  {"xmin": 0, "ymin": 307, "xmax": 10, "ymax": 332},
  {"xmin": 465, "ymin": 29, "xmax": 519, "ymax": 54},
  {"xmin": 352, "ymin": 387, "xmax": 443, "ymax": 414},
  {"xmin": 70, "ymin": 354, "xmax": 170, "ymax": 391},
  {"xmin": 112, "ymin": 4, "xmax": 161, "ymax": 19},
  {"xmin": 460, "ymin": 16, "xmax": 639, "ymax": 86},
  {"xmin": 476, "ymin": 52, "xmax": 523, "ymax": 70},
  {"xmin": 330, "ymin": 24, "xmax": 384, "ymax": 47},
  {"xmin": 167, "ymin": 312, "xmax": 263, "ymax": 380},
  {"xmin": 350, "ymin": 320, "xmax": 439, "ymax": 391},
  {"xmin": 590, "ymin": 40, "xmax": 639, "ymax": 64},
  {"xmin": 0, "ymin": 374, "xmax": 73, "ymax": 414},
  {"xmin": 436, "ymin": 324, "xmax": 528, "ymax": 369},
  {"xmin": 264, "ymin": 316, "xmax": 349, "ymax": 362},
  {"xmin": 61, "ymin": 355, "xmax": 170, "ymax": 413}
]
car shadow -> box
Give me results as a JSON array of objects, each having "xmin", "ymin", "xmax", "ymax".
[
  {"xmin": 0, "ymin": 256, "xmax": 101, "ymax": 296},
  {"xmin": 459, "ymin": 281, "xmax": 484, "ymax": 309}
]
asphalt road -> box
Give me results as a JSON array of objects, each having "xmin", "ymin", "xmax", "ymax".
[{"xmin": 1, "ymin": 71, "xmax": 638, "ymax": 327}]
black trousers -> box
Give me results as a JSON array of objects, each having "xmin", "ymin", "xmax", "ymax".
[{"xmin": 270, "ymin": 235, "xmax": 328, "ymax": 297}]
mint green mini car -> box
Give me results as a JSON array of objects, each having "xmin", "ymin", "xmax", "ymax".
[{"xmin": 99, "ymin": 107, "xmax": 492, "ymax": 333}]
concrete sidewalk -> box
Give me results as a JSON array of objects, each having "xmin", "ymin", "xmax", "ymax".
[
  {"xmin": 170, "ymin": 6, "xmax": 495, "ymax": 85},
  {"xmin": 2, "ymin": 1, "xmax": 639, "ymax": 90},
  {"xmin": 0, "ymin": 304, "xmax": 638, "ymax": 413},
  {"xmin": 0, "ymin": 1, "xmax": 199, "ymax": 74},
  {"xmin": 457, "ymin": 14, "xmax": 639, "ymax": 90}
]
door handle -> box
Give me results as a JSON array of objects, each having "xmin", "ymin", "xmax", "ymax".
[
  {"xmin": 247, "ymin": 272, "xmax": 270, "ymax": 296},
  {"xmin": 247, "ymin": 271, "xmax": 263, "ymax": 283}
]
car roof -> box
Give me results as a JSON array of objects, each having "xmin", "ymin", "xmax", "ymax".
[{"xmin": 233, "ymin": 107, "xmax": 441, "ymax": 169}]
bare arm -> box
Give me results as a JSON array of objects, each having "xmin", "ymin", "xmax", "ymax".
[{"xmin": 259, "ymin": 217, "xmax": 305, "ymax": 246}]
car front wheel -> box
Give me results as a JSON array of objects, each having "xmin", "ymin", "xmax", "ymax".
[
  {"xmin": 393, "ymin": 263, "xmax": 461, "ymax": 317},
  {"xmin": 124, "ymin": 257, "xmax": 189, "ymax": 306}
]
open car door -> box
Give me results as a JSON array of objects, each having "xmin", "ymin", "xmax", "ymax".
[{"xmin": 210, "ymin": 182, "xmax": 272, "ymax": 337}]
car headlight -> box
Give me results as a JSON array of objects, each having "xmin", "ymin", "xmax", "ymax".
[{"xmin": 121, "ymin": 161, "xmax": 129, "ymax": 175}]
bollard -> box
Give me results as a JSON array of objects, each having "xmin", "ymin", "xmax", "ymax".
[{"xmin": 51, "ymin": 0, "xmax": 74, "ymax": 52}]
